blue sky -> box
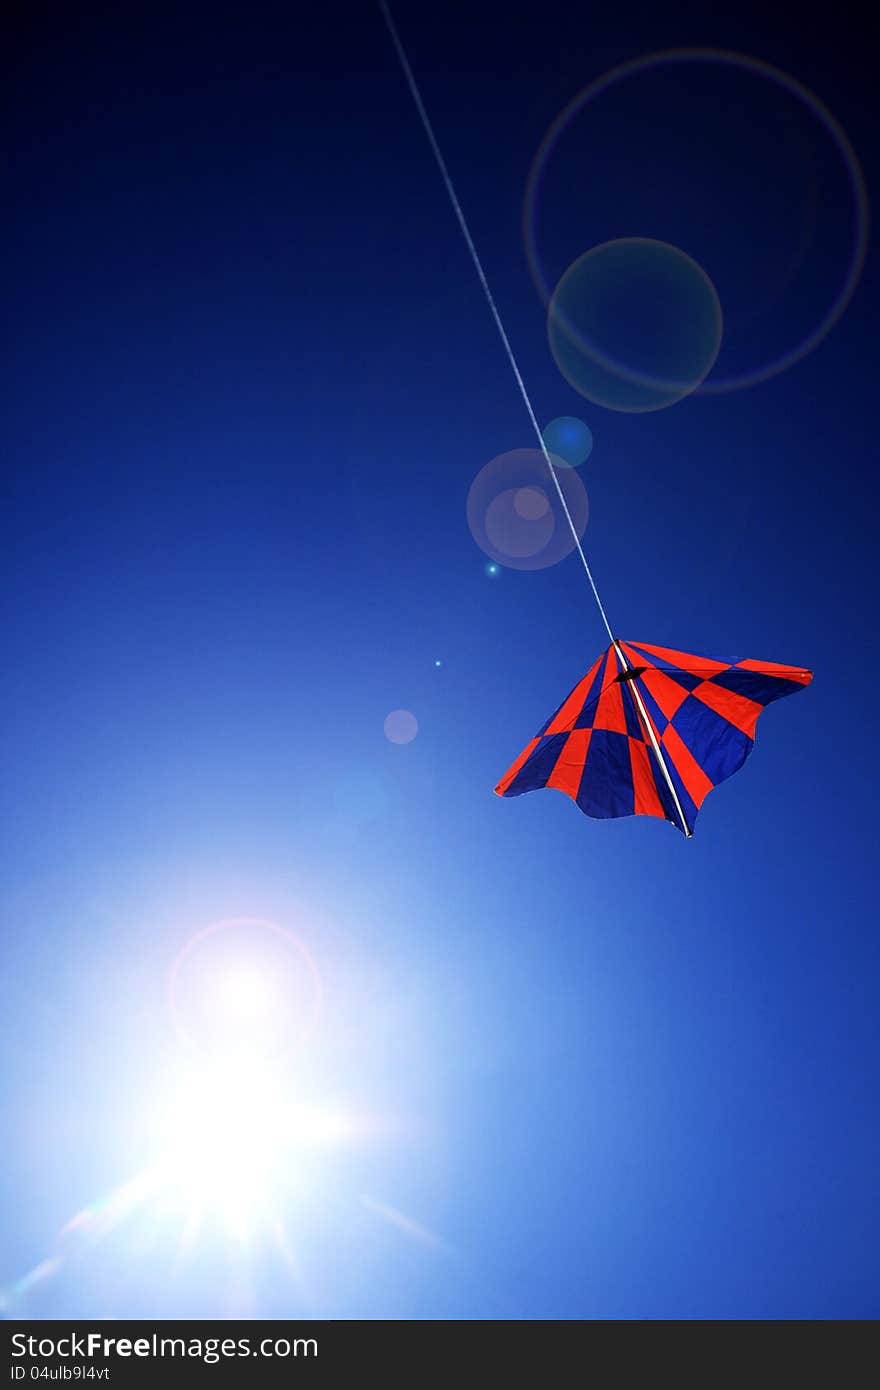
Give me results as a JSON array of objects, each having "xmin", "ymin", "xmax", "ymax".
[{"xmin": 2, "ymin": 0, "xmax": 877, "ymax": 1318}]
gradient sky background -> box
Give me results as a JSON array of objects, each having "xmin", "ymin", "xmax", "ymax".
[{"xmin": 2, "ymin": 0, "xmax": 877, "ymax": 1319}]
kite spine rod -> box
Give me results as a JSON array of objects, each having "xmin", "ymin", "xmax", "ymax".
[
  {"xmin": 613, "ymin": 641, "xmax": 692, "ymax": 837},
  {"xmin": 378, "ymin": 0, "xmax": 615, "ymax": 647}
]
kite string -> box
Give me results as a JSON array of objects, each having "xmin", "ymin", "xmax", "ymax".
[{"xmin": 379, "ymin": 0, "xmax": 616, "ymax": 647}]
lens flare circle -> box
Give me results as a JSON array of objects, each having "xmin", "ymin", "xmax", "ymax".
[
  {"xmin": 384, "ymin": 708, "xmax": 418, "ymax": 744},
  {"xmin": 524, "ymin": 48, "xmax": 869, "ymax": 395},
  {"xmin": 548, "ymin": 238, "xmax": 723, "ymax": 412},
  {"xmin": 167, "ymin": 917, "xmax": 323, "ymax": 1057},
  {"xmin": 467, "ymin": 448, "xmax": 588, "ymax": 571}
]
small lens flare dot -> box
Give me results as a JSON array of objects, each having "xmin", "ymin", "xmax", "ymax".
[
  {"xmin": 485, "ymin": 562, "xmax": 501, "ymax": 578},
  {"xmin": 513, "ymin": 485, "xmax": 550, "ymax": 520}
]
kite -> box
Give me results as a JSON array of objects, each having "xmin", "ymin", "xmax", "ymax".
[
  {"xmin": 496, "ymin": 640, "xmax": 812, "ymax": 836},
  {"xmin": 381, "ymin": 5, "xmax": 813, "ymax": 836}
]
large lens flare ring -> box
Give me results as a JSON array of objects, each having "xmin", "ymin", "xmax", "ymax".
[{"xmin": 524, "ymin": 48, "xmax": 869, "ymax": 395}]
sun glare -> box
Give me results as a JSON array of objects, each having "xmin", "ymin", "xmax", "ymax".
[
  {"xmin": 158, "ymin": 1057, "xmax": 287, "ymax": 1229},
  {"xmin": 155, "ymin": 1050, "xmax": 359, "ymax": 1236},
  {"xmin": 2, "ymin": 913, "xmax": 443, "ymax": 1316}
]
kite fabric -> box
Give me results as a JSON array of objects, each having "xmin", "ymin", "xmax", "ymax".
[{"xmin": 495, "ymin": 640, "xmax": 812, "ymax": 836}]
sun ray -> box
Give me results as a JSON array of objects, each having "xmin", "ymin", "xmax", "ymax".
[{"xmin": 361, "ymin": 1195, "xmax": 449, "ymax": 1253}]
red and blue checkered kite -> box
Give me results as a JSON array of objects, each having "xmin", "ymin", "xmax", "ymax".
[{"xmin": 496, "ymin": 639, "xmax": 812, "ymax": 837}]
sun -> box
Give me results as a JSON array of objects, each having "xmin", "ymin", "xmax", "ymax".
[
  {"xmin": 214, "ymin": 964, "xmax": 275, "ymax": 1022},
  {"xmin": 155, "ymin": 948, "xmax": 359, "ymax": 1235},
  {"xmin": 159, "ymin": 954, "xmax": 295, "ymax": 1228}
]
